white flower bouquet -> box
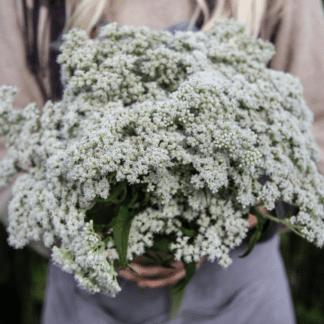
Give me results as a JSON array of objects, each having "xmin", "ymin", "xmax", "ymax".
[{"xmin": 1, "ymin": 18, "xmax": 324, "ymax": 320}]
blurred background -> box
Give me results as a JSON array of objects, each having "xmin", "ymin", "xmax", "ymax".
[{"xmin": 1, "ymin": 1, "xmax": 324, "ymax": 323}]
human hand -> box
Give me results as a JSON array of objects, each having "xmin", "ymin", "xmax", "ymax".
[
  {"xmin": 98, "ymin": 198, "xmax": 268, "ymax": 290},
  {"xmin": 117, "ymin": 250, "xmax": 207, "ymax": 289},
  {"xmin": 247, "ymin": 200, "xmax": 269, "ymax": 229},
  {"xmin": 94, "ymin": 229, "xmax": 206, "ymax": 289}
]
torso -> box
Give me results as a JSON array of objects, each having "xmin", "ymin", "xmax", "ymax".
[{"xmin": 104, "ymin": 0, "xmax": 197, "ymax": 31}]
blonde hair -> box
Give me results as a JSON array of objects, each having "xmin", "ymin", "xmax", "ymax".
[{"xmin": 63, "ymin": 0, "xmax": 286, "ymax": 39}]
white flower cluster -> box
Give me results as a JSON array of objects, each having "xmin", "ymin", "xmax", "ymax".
[
  {"xmin": 1, "ymin": 18, "xmax": 324, "ymax": 297},
  {"xmin": 52, "ymin": 220, "xmax": 121, "ymax": 295}
]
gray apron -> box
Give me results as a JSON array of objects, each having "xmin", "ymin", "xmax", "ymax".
[{"xmin": 41, "ymin": 233, "xmax": 296, "ymax": 324}]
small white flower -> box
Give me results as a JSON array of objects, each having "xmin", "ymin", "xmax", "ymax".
[{"xmin": 0, "ymin": 18, "xmax": 323, "ymax": 299}]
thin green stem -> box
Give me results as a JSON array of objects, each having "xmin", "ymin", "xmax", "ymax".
[
  {"xmin": 253, "ymin": 208, "xmax": 306, "ymax": 240},
  {"xmin": 128, "ymin": 264, "xmax": 144, "ymax": 279},
  {"xmin": 114, "ymin": 186, "xmax": 128, "ymax": 205}
]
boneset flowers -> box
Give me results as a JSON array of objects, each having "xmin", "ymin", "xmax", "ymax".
[{"xmin": 1, "ymin": 18, "xmax": 324, "ymax": 320}]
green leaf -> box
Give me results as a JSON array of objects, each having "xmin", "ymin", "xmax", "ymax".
[
  {"xmin": 169, "ymin": 259, "xmax": 196, "ymax": 320},
  {"xmin": 106, "ymin": 216, "xmax": 117, "ymax": 230},
  {"xmin": 102, "ymin": 235, "xmax": 112, "ymax": 247},
  {"xmin": 108, "ymin": 171, "xmax": 117, "ymax": 182},
  {"xmin": 261, "ymin": 206, "xmax": 280, "ymax": 238},
  {"xmin": 127, "ymin": 187, "xmax": 138, "ymax": 208},
  {"xmin": 170, "ymin": 283, "xmax": 186, "ymax": 320},
  {"xmin": 93, "ymin": 223, "xmax": 105, "ymax": 233},
  {"xmin": 139, "ymin": 249, "xmax": 177, "ymax": 269},
  {"xmin": 94, "ymin": 197, "xmax": 114, "ymax": 203},
  {"xmin": 113, "ymin": 259, "xmax": 120, "ymax": 273},
  {"xmin": 157, "ymin": 253, "xmax": 177, "ymax": 269},
  {"xmin": 149, "ymin": 236, "xmax": 178, "ymax": 268},
  {"xmin": 179, "ymin": 226, "xmax": 196, "ymax": 238},
  {"xmin": 142, "ymin": 192, "xmax": 151, "ymax": 206},
  {"xmin": 86, "ymin": 203, "xmax": 113, "ymax": 224},
  {"xmin": 260, "ymin": 219, "xmax": 272, "ymax": 237},
  {"xmin": 150, "ymin": 251, "xmax": 165, "ymax": 264},
  {"xmin": 163, "ymin": 254, "xmax": 176, "ymax": 265},
  {"xmin": 228, "ymin": 186, "xmax": 238, "ymax": 194},
  {"xmin": 239, "ymin": 226, "xmax": 262, "ymax": 259},
  {"xmin": 113, "ymin": 206, "xmax": 134, "ymax": 270},
  {"xmin": 152, "ymin": 236, "xmax": 171, "ymax": 252},
  {"xmin": 85, "ymin": 201, "xmax": 114, "ymax": 224},
  {"xmin": 239, "ymin": 207, "xmax": 267, "ymax": 259},
  {"xmin": 218, "ymin": 187, "xmax": 226, "ymax": 196},
  {"xmin": 138, "ymin": 251, "xmax": 162, "ymax": 266},
  {"xmin": 128, "ymin": 264, "xmax": 144, "ymax": 278}
]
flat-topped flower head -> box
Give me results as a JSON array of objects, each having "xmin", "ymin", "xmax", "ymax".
[{"xmin": 0, "ymin": 18, "xmax": 323, "ymax": 297}]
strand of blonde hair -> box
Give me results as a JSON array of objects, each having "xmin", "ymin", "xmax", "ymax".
[
  {"xmin": 63, "ymin": 0, "xmax": 110, "ymax": 36},
  {"xmin": 199, "ymin": 0, "xmax": 268, "ymax": 39}
]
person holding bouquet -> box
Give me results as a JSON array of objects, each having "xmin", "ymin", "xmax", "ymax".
[{"xmin": 1, "ymin": 0, "xmax": 324, "ymax": 323}]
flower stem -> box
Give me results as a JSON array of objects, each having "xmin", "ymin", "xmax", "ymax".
[{"xmin": 253, "ymin": 208, "xmax": 306, "ymax": 239}]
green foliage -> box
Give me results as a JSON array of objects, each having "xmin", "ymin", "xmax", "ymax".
[
  {"xmin": 113, "ymin": 205, "xmax": 133, "ymax": 270},
  {"xmin": 0, "ymin": 222, "xmax": 48, "ymax": 324},
  {"xmin": 239, "ymin": 205, "xmax": 268, "ymax": 258},
  {"xmin": 279, "ymin": 230, "xmax": 324, "ymax": 324},
  {"xmin": 169, "ymin": 258, "xmax": 197, "ymax": 321}
]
